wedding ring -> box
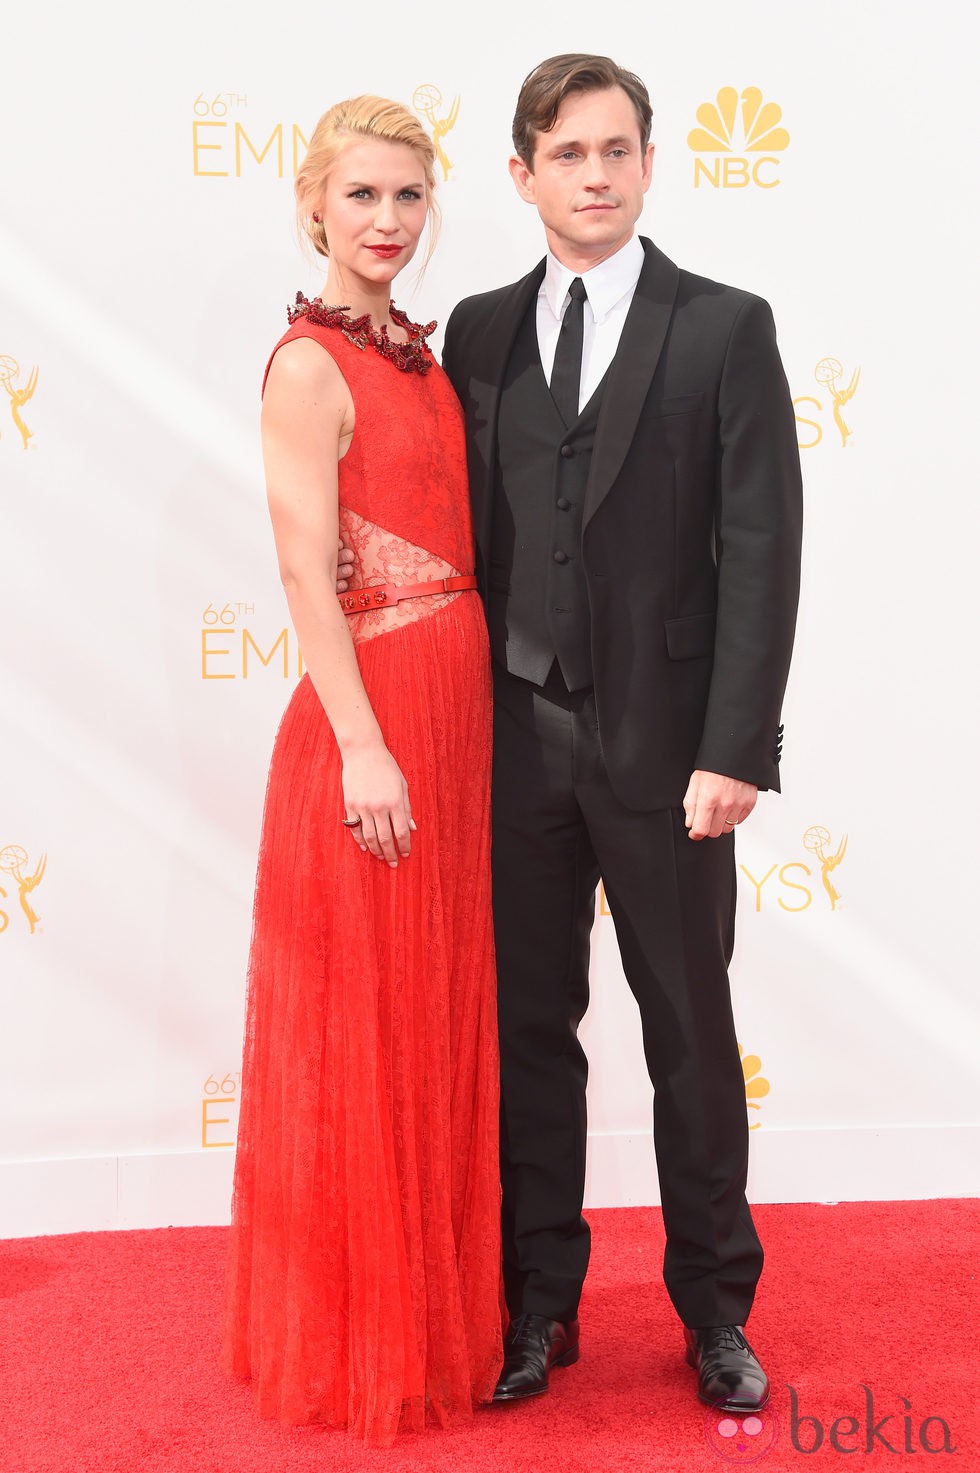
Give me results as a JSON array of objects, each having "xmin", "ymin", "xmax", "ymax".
[
  {"xmin": 724, "ymin": 819, "xmax": 738, "ymax": 827},
  {"xmin": 341, "ymin": 817, "xmax": 363, "ymax": 828}
]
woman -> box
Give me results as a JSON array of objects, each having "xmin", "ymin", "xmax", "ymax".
[{"xmin": 223, "ymin": 96, "xmax": 501, "ymax": 1445}]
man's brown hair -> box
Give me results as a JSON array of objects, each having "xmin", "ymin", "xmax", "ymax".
[{"xmin": 511, "ymin": 54, "xmax": 653, "ymax": 168}]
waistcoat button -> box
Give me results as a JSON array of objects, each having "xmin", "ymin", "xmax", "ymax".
[
  {"xmin": 556, "ymin": 497, "xmax": 571, "ymax": 511},
  {"xmin": 560, "ymin": 445, "xmax": 575, "ymax": 459},
  {"xmin": 553, "ymin": 550, "xmax": 569, "ymax": 564}
]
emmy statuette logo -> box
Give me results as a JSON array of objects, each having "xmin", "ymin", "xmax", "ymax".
[
  {"xmin": 688, "ymin": 87, "xmax": 789, "ymax": 188},
  {"xmin": 413, "ymin": 84, "xmax": 460, "ymax": 181},
  {"xmin": 0, "ymin": 356, "xmax": 39, "ymax": 450},
  {"xmin": 0, "ymin": 845, "xmax": 47, "ymax": 936},
  {"xmin": 794, "ymin": 357, "xmax": 861, "ymax": 450},
  {"xmin": 802, "ymin": 825, "xmax": 848, "ymax": 912}
]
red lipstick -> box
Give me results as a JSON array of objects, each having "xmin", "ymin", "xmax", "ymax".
[{"xmin": 367, "ymin": 245, "xmax": 404, "ymax": 258}]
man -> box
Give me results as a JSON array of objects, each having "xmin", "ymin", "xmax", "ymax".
[{"xmin": 440, "ymin": 55, "xmax": 803, "ymax": 1413}]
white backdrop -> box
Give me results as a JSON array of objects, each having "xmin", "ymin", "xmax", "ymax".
[{"xmin": 1, "ymin": 0, "xmax": 977, "ymax": 1236}]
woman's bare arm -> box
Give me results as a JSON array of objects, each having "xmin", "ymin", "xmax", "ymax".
[{"xmin": 261, "ymin": 338, "xmax": 413, "ymax": 866}]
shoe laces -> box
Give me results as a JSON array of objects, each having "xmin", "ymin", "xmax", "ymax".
[
  {"xmin": 705, "ymin": 1324, "xmax": 751, "ymax": 1355},
  {"xmin": 508, "ymin": 1314, "xmax": 544, "ymax": 1347}
]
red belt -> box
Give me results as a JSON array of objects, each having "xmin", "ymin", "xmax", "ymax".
[{"xmin": 338, "ymin": 574, "xmax": 478, "ymax": 615}]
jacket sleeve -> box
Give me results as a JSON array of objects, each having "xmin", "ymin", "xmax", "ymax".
[
  {"xmin": 693, "ymin": 295, "xmax": 804, "ymax": 790},
  {"xmin": 440, "ymin": 303, "xmax": 463, "ymax": 400}
]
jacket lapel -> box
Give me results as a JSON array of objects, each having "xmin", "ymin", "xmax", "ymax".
[
  {"xmin": 583, "ymin": 239, "xmax": 680, "ymax": 528},
  {"xmin": 468, "ymin": 260, "xmax": 545, "ymax": 567}
]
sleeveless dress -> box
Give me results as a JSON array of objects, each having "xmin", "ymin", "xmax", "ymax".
[{"xmin": 223, "ymin": 298, "xmax": 502, "ymax": 1445}]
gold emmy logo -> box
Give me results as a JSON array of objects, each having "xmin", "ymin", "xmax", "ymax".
[
  {"xmin": 816, "ymin": 357, "xmax": 860, "ymax": 447},
  {"xmin": 191, "ymin": 93, "xmax": 310, "ymax": 179},
  {"xmin": 202, "ymin": 1071, "xmax": 241, "ymax": 1148},
  {"xmin": 802, "ymin": 825, "xmax": 848, "ymax": 912},
  {"xmin": 794, "ymin": 357, "xmax": 861, "ymax": 450},
  {"xmin": 688, "ymin": 86, "xmax": 789, "ymax": 188},
  {"xmin": 0, "ymin": 356, "xmax": 39, "ymax": 450},
  {"xmin": 413, "ymin": 84, "xmax": 460, "ymax": 181},
  {"xmin": 200, "ymin": 601, "xmax": 305, "ymax": 680},
  {"xmin": 739, "ymin": 1045, "xmax": 770, "ymax": 1129},
  {"xmin": 740, "ymin": 823, "xmax": 849, "ymax": 914},
  {"xmin": 0, "ymin": 844, "xmax": 47, "ymax": 935}
]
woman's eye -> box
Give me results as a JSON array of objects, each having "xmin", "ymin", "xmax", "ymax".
[{"xmin": 398, "ymin": 190, "xmax": 423, "ymax": 201}]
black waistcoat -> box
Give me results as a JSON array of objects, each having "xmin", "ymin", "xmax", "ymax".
[{"xmin": 487, "ymin": 304, "xmax": 605, "ymax": 691}]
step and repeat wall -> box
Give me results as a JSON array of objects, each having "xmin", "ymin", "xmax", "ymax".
[{"xmin": 1, "ymin": 0, "xmax": 976, "ymax": 1234}]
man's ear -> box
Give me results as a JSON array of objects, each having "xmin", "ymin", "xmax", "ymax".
[
  {"xmin": 508, "ymin": 153, "xmax": 537, "ymax": 204},
  {"xmin": 642, "ymin": 142, "xmax": 655, "ymax": 192}
]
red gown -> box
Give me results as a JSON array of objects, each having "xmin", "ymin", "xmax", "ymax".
[{"xmin": 223, "ymin": 299, "xmax": 502, "ymax": 1445}]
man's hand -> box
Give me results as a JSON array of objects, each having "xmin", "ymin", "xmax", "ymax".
[
  {"xmin": 683, "ymin": 770, "xmax": 758, "ymax": 841},
  {"xmin": 336, "ymin": 538, "xmax": 355, "ymax": 592}
]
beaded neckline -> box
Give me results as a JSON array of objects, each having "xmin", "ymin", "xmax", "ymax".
[{"xmin": 287, "ymin": 292, "xmax": 436, "ymax": 374}]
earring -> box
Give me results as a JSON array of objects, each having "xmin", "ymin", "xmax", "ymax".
[{"xmin": 312, "ymin": 212, "xmax": 321, "ymax": 223}]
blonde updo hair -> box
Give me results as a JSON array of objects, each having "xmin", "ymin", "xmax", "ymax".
[{"xmin": 295, "ymin": 94, "xmax": 440, "ymax": 265}]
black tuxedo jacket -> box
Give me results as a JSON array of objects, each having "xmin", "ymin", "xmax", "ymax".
[{"xmin": 441, "ymin": 237, "xmax": 804, "ymax": 810}]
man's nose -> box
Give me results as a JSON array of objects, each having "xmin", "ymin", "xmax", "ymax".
[{"xmin": 582, "ymin": 153, "xmax": 611, "ymax": 190}]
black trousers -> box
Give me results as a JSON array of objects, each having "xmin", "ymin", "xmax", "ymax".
[{"xmin": 491, "ymin": 664, "xmax": 763, "ymax": 1328}]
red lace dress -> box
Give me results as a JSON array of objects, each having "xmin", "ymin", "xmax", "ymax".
[{"xmin": 223, "ymin": 298, "xmax": 502, "ymax": 1445}]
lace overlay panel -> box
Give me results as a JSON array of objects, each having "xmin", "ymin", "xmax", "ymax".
[{"xmin": 339, "ymin": 507, "xmax": 470, "ymax": 643}]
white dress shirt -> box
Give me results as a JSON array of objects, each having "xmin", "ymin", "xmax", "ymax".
[{"xmin": 536, "ymin": 234, "xmax": 645, "ymax": 414}]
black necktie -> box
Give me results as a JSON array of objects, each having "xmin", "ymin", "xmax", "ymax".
[{"xmin": 550, "ymin": 277, "xmax": 587, "ymax": 426}]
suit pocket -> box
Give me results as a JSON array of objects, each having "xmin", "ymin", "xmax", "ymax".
[
  {"xmin": 651, "ymin": 392, "xmax": 704, "ymax": 418},
  {"xmin": 665, "ymin": 612, "xmax": 716, "ymax": 660}
]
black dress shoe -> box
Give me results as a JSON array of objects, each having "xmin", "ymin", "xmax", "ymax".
[
  {"xmin": 684, "ymin": 1324, "xmax": 770, "ymax": 1412},
  {"xmin": 492, "ymin": 1314, "xmax": 580, "ymax": 1401}
]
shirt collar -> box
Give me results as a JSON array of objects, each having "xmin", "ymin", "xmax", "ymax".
[{"xmin": 541, "ymin": 234, "xmax": 645, "ymax": 325}]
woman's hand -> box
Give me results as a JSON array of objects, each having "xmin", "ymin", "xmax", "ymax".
[{"xmin": 342, "ymin": 741, "xmax": 415, "ymax": 866}]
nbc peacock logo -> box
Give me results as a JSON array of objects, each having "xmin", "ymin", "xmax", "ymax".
[
  {"xmin": 688, "ymin": 86, "xmax": 790, "ymax": 189},
  {"xmin": 739, "ymin": 1045, "xmax": 770, "ymax": 1130}
]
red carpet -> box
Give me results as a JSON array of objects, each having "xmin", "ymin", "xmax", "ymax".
[{"xmin": 0, "ymin": 1202, "xmax": 976, "ymax": 1472}]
